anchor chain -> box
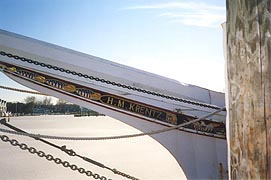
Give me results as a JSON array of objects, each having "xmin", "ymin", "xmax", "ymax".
[
  {"xmin": 0, "ymin": 134, "xmax": 111, "ymax": 180},
  {"xmin": 0, "ymin": 51, "xmax": 223, "ymax": 110}
]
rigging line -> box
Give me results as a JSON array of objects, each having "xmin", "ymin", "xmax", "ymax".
[
  {"xmin": 0, "ymin": 106, "xmax": 226, "ymax": 141},
  {"xmin": 0, "ymin": 85, "xmax": 47, "ymax": 95},
  {"xmin": 0, "ymin": 119, "xmax": 139, "ymax": 180}
]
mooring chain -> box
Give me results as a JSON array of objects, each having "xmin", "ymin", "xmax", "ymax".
[
  {"xmin": 0, "ymin": 134, "xmax": 111, "ymax": 180},
  {"xmin": 0, "ymin": 51, "xmax": 222, "ymax": 110},
  {"xmin": 0, "ymin": 107, "xmax": 226, "ymax": 141},
  {"xmin": 0, "ymin": 119, "xmax": 140, "ymax": 180},
  {"xmin": 61, "ymin": 147, "xmax": 140, "ymax": 180}
]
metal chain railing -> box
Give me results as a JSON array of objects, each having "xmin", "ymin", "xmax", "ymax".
[
  {"xmin": 0, "ymin": 107, "xmax": 226, "ymax": 141},
  {"xmin": 0, "ymin": 134, "xmax": 111, "ymax": 180},
  {"xmin": 0, "ymin": 51, "xmax": 223, "ymax": 110},
  {"xmin": 0, "ymin": 119, "xmax": 140, "ymax": 180}
]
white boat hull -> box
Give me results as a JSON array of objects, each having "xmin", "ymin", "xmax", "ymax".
[{"xmin": 0, "ymin": 29, "xmax": 228, "ymax": 179}]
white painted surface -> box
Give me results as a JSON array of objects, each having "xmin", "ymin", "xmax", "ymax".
[
  {"xmin": 0, "ymin": 115, "xmax": 186, "ymax": 180},
  {"xmin": 0, "ymin": 29, "xmax": 228, "ymax": 179}
]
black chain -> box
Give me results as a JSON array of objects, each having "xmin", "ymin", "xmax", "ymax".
[
  {"xmin": 0, "ymin": 51, "xmax": 223, "ymax": 110},
  {"xmin": 0, "ymin": 119, "xmax": 141, "ymax": 180},
  {"xmin": 0, "ymin": 134, "xmax": 111, "ymax": 180}
]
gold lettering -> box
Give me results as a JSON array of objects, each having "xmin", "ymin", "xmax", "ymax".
[
  {"xmin": 156, "ymin": 111, "xmax": 162, "ymax": 119},
  {"xmin": 135, "ymin": 105, "xmax": 141, "ymax": 113},
  {"xmin": 140, "ymin": 106, "xmax": 145, "ymax": 114},
  {"xmin": 145, "ymin": 108, "xmax": 151, "ymax": 117},
  {"xmin": 103, "ymin": 97, "xmax": 169, "ymax": 123},
  {"xmin": 107, "ymin": 97, "xmax": 114, "ymax": 105},
  {"xmin": 129, "ymin": 103, "xmax": 135, "ymax": 111},
  {"xmin": 117, "ymin": 100, "xmax": 125, "ymax": 108}
]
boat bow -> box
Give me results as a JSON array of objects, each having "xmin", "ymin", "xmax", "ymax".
[{"xmin": 0, "ymin": 29, "xmax": 228, "ymax": 179}]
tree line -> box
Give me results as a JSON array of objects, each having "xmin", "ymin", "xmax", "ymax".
[{"xmin": 7, "ymin": 96, "xmax": 100, "ymax": 116}]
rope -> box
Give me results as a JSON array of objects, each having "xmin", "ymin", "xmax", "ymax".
[
  {"xmin": 0, "ymin": 107, "xmax": 226, "ymax": 141},
  {"xmin": 0, "ymin": 85, "xmax": 47, "ymax": 95}
]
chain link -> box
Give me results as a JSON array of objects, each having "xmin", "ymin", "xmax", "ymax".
[
  {"xmin": 112, "ymin": 169, "xmax": 139, "ymax": 180},
  {"xmin": 0, "ymin": 134, "xmax": 112, "ymax": 180},
  {"xmin": 0, "ymin": 119, "xmax": 142, "ymax": 180},
  {"xmin": 0, "ymin": 51, "xmax": 223, "ymax": 110},
  {"xmin": 0, "ymin": 107, "xmax": 226, "ymax": 141}
]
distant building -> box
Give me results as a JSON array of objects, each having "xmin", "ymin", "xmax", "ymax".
[{"xmin": 0, "ymin": 99, "xmax": 7, "ymax": 117}]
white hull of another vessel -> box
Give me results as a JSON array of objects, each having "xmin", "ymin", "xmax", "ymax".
[{"xmin": 0, "ymin": 29, "xmax": 228, "ymax": 179}]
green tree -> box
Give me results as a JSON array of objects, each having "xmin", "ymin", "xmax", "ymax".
[
  {"xmin": 42, "ymin": 96, "xmax": 52, "ymax": 105},
  {"xmin": 23, "ymin": 96, "xmax": 36, "ymax": 115},
  {"xmin": 24, "ymin": 96, "xmax": 36, "ymax": 104},
  {"xmin": 57, "ymin": 99, "xmax": 67, "ymax": 105}
]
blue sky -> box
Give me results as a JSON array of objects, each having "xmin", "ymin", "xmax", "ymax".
[{"xmin": 0, "ymin": 0, "xmax": 226, "ymax": 103}]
